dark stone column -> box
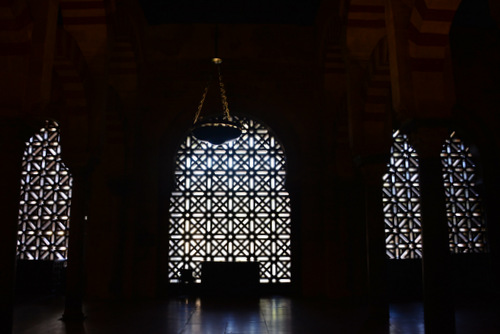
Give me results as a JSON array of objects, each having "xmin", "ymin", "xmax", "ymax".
[
  {"xmin": 0, "ymin": 118, "xmax": 33, "ymax": 334},
  {"xmin": 62, "ymin": 168, "xmax": 90, "ymax": 321},
  {"xmin": 108, "ymin": 177, "xmax": 133, "ymax": 299},
  {"xmin": 411, "ymin": 127, "xmax": 455, "ymax": 334},
  {"xmin": 478, "ymin": 153, "xmax": 500, "ymax": 294},
  {"xmin": 358, "ymin": 157, "xmax": 390, "ymax": 329}
]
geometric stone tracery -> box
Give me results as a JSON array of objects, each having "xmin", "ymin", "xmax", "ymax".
[
  {"xmin": 441, "ymin": 133, "xmax": 487, "ymax": 254},
  {"xmin": 382, "ymin": 131, "xmax": 487, "ymax": 259},
  {"xmin": 17, "ymin": 120, "xmax": 73, "ymax": 261},
  {"xmin": 168, "ymin": 116, "xmax": 292, "ymax": 284},
  {"xmin": 382, "ymin": 132, "xmax": 422, "ymax": 259}
]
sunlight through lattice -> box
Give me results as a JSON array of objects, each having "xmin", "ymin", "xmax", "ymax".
[
  {"xmin": 442, "ymin": 134, "xmax": 487, "ymax": 253},
  {"xmin": 169, "ymin": 116, "xmax": 292, "ymax": 284},
  {"xmin": 17, "ymin": 121, "xmax": 72, "ymax": 261},
  {"xmin": 383, "ymin": 131, "xmax": 488, "ymax": 259},
  {"xmin": 382, "ymin": 132, "xmax": 422, "ymax": 259}
]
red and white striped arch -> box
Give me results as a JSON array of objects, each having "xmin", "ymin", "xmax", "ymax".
[
  {"xmin": 346, "ymin": 0, "xmax": 387, "ymax": 60},
  {"xmin": 408, "ymin": 0, "xmax": 461, "ymax": 72},
  {"xmin": 365, "ymin": 37, "xmax": 391, "ymax": 117},
  {"xmin": 59, "ymin": 0, "xmax": 108, "ymax": 26}
]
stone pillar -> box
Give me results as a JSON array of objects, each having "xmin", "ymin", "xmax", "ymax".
[
  {"xmin": 107, "ymin": 176, "xmax": 133, "ymax": 298},
  {"xmin": 0, "ymin": 118, "xmax": 32, "ymax": 334},
  {"xmin": 62, "ymin": 168, "xmax": 90, "ymax": 321},
  {"xmin": 411, "ymin": 126, "xmax": 455, "ymax": 334},
  {"xmin": 477, "ymin": 152, "xmax": 500, "ymax": 294},
  {"xmin": 358, "ymin": 157, "xmax": 390, "ymax": 328}
]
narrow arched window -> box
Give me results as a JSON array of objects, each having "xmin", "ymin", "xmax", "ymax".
[
  {"xmin": 168, "ymin": 116, "xmax": 292, "ymax": 284},
  {"xmin": 382, "ymin": 131, "xmax": 422, "ymax": 259},
  {"xmin": 17, "ymin": 120, "xmax": 72, "ymax": 261},
  {"xmin": 441, "ymin": 133, "xmax": 487, "ymax": 253},
  {"xmin": 383, "ymin": 130, "xmax": 488, "ymax": 259}
]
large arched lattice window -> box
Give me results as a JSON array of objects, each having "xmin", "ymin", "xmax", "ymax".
[
  {"xmin": 17, "ymin": 121, "xmax": 72, "ymax": 260},
  {"xmin": 382, "ymin": 131, "xmax": 487, "ymax": 259},
  {"xmin": 168, "ymin": 116, "xmax": 292, "ymax": 284}
]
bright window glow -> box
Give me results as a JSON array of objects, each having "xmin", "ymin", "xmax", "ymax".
[
  {"xmin": 17, "ymin": 121, "xmax": 72, "ymax": 261},
  {"xmin": 382, "ymin": 132, "xmax": 422, "ymax": 259},
  {"xmin": 168, "ymin": 116, "xmax": 292, "ymax": 284},
  {"xmin": 441, "ymin": 133, "xmax": 487, "ymax": 253},
  {"xmin": 382, "ymin": 131, "xmax": 488, "ymax": 259}
]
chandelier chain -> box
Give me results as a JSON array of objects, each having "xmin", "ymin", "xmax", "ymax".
[
  {"xmin": 193, "ymin": 85, "xmax": 209, "ymax": 124},
  {"xmin": 217, "ymin": 65, "xmax": 231, "ymax": 121},
  {"xmin": 194, "ymin": 61, "xmax": 231, "ymax": 124}
]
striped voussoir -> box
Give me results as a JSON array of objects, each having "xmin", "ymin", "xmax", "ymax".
[
  {"xmin": 364, "ymin": 37, "xmax": 390, "ymax": 120},
  {"xmin": 322, "ymin": 18, "xmax": 344, "ymax": 75},
  {"xmin": 109, "ymin": 39, "xmax": 137, "ymax": 76},
  {"xmin": 59, "ymin": 0, "xmax": 107, "ymax": 26},
  {"xmin": 347, "ymin": 2, "xmax": 386, "ymax": 29},
  {"xmin": 324, "ymin": 45, "xmax": 344, "ymax": 75},
  {"xmin": 409, "ymin": 0, "xmax": 460, "ymax": 72}
]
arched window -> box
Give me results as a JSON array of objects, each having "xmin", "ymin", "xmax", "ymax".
[
  {"xmin": 382, "ymin": 132, "xmax": 422, "ymax": 259},
  {"xmin": 442, "ymin": 133, "xmax": 487, "ymax": 253},
  {"xmin": 168, "ymin": 116, "xmax": 292, "ymax": 284},
  {"xmin": 17, "ymin": 120, "xmax": 72, "ymax": 261},
  {"xmin": 382, "ymin": 131, "xmax": 487, "ymax": 259}
]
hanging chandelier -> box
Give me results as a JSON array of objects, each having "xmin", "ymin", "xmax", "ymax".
[{"xmin": 191, "ymin": 27, "xmax": 242, "ymax": 145}]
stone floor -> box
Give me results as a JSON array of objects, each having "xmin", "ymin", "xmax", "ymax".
[{"xmin": 12, "ymin": 294, "xmax": 500, "ymax": 334}]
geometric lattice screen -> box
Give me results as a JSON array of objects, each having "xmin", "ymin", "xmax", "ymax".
[
  {"xmin": 383, "ymin": 131, "xmax": 487, "ymax": 259},
  {"xmin": 382, "ymin": 132, "xmax": 422, "ymax": 259},
  {"xmin": 441, "ymin": 133, "xmax": 487, "ymax": 254},
  {"xmin": 169, "ymin": 116, "xmax": 292, "ymax": 284},
  {"xmin": 17, "ymin": 120, "xmax": 72, "ymax": 261}
]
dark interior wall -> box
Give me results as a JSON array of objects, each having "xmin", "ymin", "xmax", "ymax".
[
  {"xmin": 5, "ymin": 0, "xmax": 500, "ymax": 307},
  {"xmin": 77, "ymin": 22, "xmax": 368, "ymax": 299},
  {"xmin": 451, "ymin": 1, "xmax": 500, "ymax": 147},
  {"xmin": 450, "ymin": 0, "xmax": 500, "ymax": 291}
]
